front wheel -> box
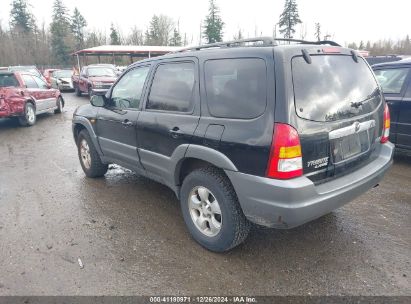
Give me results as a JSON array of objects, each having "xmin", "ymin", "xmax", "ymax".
[
  {"xmin": 180, "ymin": 167, "xmax": 250, "ymax": 252},
  {"xmin": 77, "ymin": 130, "xmax": 108, "ymax": 178},
  {"xmin": 54, "ymin": 96, "xmax": 63, "ymax": 114},
  {"xmin": 75, "ymin": 85, "xmax": 82, "ymax": 97},
  {"xmin": 18, "ymin": 102, "xmax": 36, "ymax": 127}
]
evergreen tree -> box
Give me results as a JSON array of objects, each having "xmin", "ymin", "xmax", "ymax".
[
  {"xmin": 366, "ymin": 41, "xmax": 371, "ymax": 50},
  {"xmin": 315, "ymin": 22, "xmax": 321, "ymax": 41},
  {"xmin": 169, "ymin": 28, "xmax": 182, "ymax": 46},
  {"xmin": 278, "ymin": 0, "xmax": 302, "ymax": 39},
  {"xmin": 50, "ymin": 0, "xmax": 73, "ymax": 64},
  {"xmin": 10, "ymin": 0, "xmax": 35, "ymax": 33},
  {"xmin": 71, "ymin": 7, "xmax": 87, "ymax": 50},
  {"xmin": 203, "ymin": 0, "xmax": 224, "ymax": 43},
  {"xmin": 359, "ymin": 40, "xmax": 365, "ymax": 50},
  {"xmin": 110, "ymin": 23, "xmax": 121, "ymax": 45}
]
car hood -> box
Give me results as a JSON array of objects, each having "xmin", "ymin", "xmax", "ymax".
[
  {"xmin": 58, "ymin": 77, "xmax": 72, "ymax": 83},
  {"xmin": 88, "ymin": 76, "xmax": 116, "ymax": 83}
]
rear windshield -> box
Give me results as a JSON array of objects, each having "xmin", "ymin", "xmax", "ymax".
[
  {"xmin": 0, "ymin": 74, "xmax": 19, "ymax": 87},
  {"xmin": 292, "ymin": 55, "xmax": 380, "ymax": 122}
]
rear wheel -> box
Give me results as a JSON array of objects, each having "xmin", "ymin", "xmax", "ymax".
[
  {"xmin": 54, "ymin": 96, "xmax": 63, "ymax": 114},
  {"xmin": 180, "ymin": 167, "xmax": 250, "ymax": 252},
  {"xmin": 18, "ymin": 102, "xmax": 36, "ymax": 127},
  {"xmin": 77, "ymin": 130, "xmax": 108, "ymax": 178}
]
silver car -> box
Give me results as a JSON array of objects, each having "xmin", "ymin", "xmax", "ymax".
[{"xmin": 51, "ymin": 69, "xmax": 74, "ymax": 91}]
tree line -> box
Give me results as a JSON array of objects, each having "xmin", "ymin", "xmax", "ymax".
[{"xmin": 1, "ymin": 0, "xmax": 410, "ymax": 68}]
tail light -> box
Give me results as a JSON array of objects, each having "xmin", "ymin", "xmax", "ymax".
[
  {"xmin": 266, "ymin": 123, "xmax": 303, "ymax": 179},
  {"xmin": 381, "ymin": 103, "xmax": 390, "ymax": 143}
]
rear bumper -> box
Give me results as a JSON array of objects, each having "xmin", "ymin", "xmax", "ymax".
[{"xmin": 226, "ymin": 142, "xmax": 394, "ymax": 228}]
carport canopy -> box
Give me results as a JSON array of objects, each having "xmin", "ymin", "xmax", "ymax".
[{"xmin": 72, "ymin": 45, "xmax": 182, "ymax": 70}]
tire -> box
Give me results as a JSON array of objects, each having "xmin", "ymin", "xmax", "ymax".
[
  {"xmin": 77, "ymin": 129, "xmax": 108, "ymax": 178},
  {"xmin": 75, "ymin": 85, "xmax": 82, "ymax": 97},
  {"xmin": 180, "ymin": 167, "xmax": 251, "ymax": 252},
  {"xmin": 18, "ymin": 102, "xmax": 36, "ymax": 127},
  {"xmin": 54, "ymin": 96, "xmax": 63, "ymax": 114},
  {"xmin": 88, "ymin": 86, "xmax": 93, "ymax": 98}
]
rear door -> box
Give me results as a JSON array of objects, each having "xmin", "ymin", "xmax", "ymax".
[
  {"xmin": 373, "ymin": 66, "xmax": 410, "ymax": 144},
  {"xmin": 288, "ymin": 52, "xmax": 384, "ymax": 183},
  {"xmin": 96, "ymin": 65, "xmax": 151, "ymax": 171},
  {"xmin": 137, "ymin": 58, "xmax": 200, "ymax": 185},
  {"xmin": 20, "ymin": 74, "xmax": 45, "ymax": 110}
]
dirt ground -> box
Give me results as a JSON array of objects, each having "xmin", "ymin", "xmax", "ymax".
[{"xmin": 0, "ymin": 92, "xmax": 410, "ymax": 296}]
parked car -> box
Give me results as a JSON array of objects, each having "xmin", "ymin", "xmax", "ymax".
[
  {"xmin": 43, "ymin": 68, "xmax": 59, "ymax": 84},
  {"xmin": 72, "ymin": 38, "xmax": 394, "ymax": 252},
  {"xmin": 72, "ymin": 65, "xmax": 117, "ymax": 98},
  {"xmin": 50, "ymin": 69, "xmax": 74, "ymax": 91},
  {"xmin": 0, "ymin": 71, "xmax": 63, "ymax": 126},
  {"xmin": 366, "ymin": 55, "xmax": 402, "ymax": 66},
  {"xmin": 373, "ymin": 58, "xmax": 411, "ymax": 150},
  {"xmin": 8, "ymin": 65, "xmax": 46, "ymax": 82}
]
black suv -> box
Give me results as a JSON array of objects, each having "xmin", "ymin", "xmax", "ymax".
[
  {"xmin": 373, "ymin": 58, "xmax": 411, "ymax": 150},
  {"xmin": 72, "ymin": 38, "xmax": 394, "ymax": 252}
]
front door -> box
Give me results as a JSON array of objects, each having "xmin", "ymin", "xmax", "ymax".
[
  {"xmin": 20, "ymin": 74, "xmax": 46, "ymax": 110},
  {"xmin": 137, "ymin": 59, "xmax": 200, "ymax": 185},
  {"xmin": 374, "ymin": 67, "xmax": 410, "ymax": 145},
  {"xmin": 397, "ymin": 78, "xmax": 411, "ymax": 149},
  {"xmin": 32, "ymin": 75, "xmax": 56, "ymax": 110},
  {"xmin": 96, "ymin": 65, "xmax": 151, "ymax": 171}
]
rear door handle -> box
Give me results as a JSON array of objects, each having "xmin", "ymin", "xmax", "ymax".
[
  {"xmin": 122, "ymin": 119, "xmax": 133, "ymax": 127},
  {"xmin": 169, "ymin": 126, "xmax": 182, "ymax": 138}
]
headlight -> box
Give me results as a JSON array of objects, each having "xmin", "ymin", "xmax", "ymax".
[{"xmin": 93, "ymin": 82, "xmax": 103, "ymax": 88}]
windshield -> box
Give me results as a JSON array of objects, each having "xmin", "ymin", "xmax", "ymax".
[
  {"xmin": 10, "ymin": 67, "xmax": 41, "ymax": 77},
  {"xmin": 88, "ymin": 67, "xmax": 116, "ymax": 77},
  {"xmin": 292, "ymin": 55, "xmax": 380, "ymax": 122},
  {"xmin": 53, "ymin": 70, "xmax": 72, "ymax": 78}
]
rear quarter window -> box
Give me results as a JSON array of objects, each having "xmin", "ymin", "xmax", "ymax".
[
  {"xmin": 204, "ymin": 58, "xmax": 267, "ymax": 119},
  {"xmin": 292, "ymin": 55, "xmax": 380, "ymax": 122},
  {"xmin": 0, "ymin": 74, "xmax": 19, "ymax": 87}
]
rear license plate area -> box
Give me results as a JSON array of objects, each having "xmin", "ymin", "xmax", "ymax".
[{"xmin": 331, "ymin": 130, "xmax": 370, "ymax": 164}]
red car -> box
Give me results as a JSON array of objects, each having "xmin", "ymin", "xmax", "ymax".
[{"xmin": 0, "ymin": 71, "xmax": 64, "ymax": 126}]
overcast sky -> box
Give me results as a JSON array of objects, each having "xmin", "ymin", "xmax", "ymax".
[{"xmin": 1, "ymin": 0, "xmax": 410, "ymax": 46}]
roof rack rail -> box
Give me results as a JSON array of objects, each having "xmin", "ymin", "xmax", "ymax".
[
  {"xmin": 174, "ymin": 37, "xmax": 276, "ymax": 53},
  {"xmin": 273, "ymin": 38, "xmax": 341, "ymax": 47},
  {"xmin": 174, "ymin": 37, "xmax": 341, "ymax": 53}
]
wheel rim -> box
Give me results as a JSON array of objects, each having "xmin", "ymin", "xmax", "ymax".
[
  {"xmin": 188, "ymin": 186, "xmax": 222, "ymax": 237},
  {"xmin": 58, "ymin": 98, "xmax": 62, "ymax": 110},
  {"xmin": 80, "ymin": 139, "xmax": 92, "ymax": 169},
  {"xmin": 26, "ymin": 105, "xmax": 35, "ymax": 123}
]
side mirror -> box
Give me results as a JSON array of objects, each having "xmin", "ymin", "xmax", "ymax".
[{"xmin": 90, "ymin": 95, "xmax": 105, "ymax": 107}]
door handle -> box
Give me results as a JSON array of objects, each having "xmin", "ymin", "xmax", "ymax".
[
  {"xmin": 122, "ymin": 119, "xmax": 133, "ymax": 127},
  {"xmin": 169, "ymin": 127, "xmax": 182, "ymax": 138}
]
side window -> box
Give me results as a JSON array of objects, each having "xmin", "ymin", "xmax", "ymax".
[
  {"xmin": 111, "ymin": 66, "xmax": 150, "ymax": 109},
  {"xmin": 405, "ymin": 80, "xmax": 411, "ymax": 98},
  {"xmin": 21, "ymin": 75, "xmax": 38, "ymax": 89},
  {"xmin": 205, "ymin": 58, "xmax": 267, "ymax": 119},
  {"xmin": 32, "ymin": 75, "xmax": 48, "ymax": 89},
  {"xmin": 374, "ymin": 68, "xmax": 409, "ymax": 94},
  {"xmin": 146, "ymin": 62, "xmax": 195, "ymax": 112}
]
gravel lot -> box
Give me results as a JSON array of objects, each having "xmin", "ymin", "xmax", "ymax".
[{"xmin": 0, "ymin": 92, "xmax": 410, "ymax": 296}]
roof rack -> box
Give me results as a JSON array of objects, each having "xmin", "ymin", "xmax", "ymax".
[{"xmin": 174, "ymin": 37, "xmax": 341, "ymax": 53}]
